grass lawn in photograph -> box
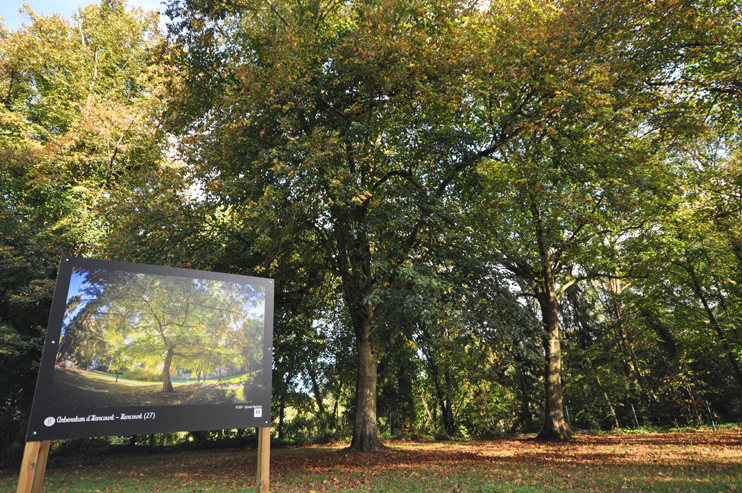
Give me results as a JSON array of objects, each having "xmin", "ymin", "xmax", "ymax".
[
  {"xmin": 2, "ymin": 429, "xmax": 741, "ymax": 492},
  {"xmin": 49, "ymin": 368, "xmax": 257, "ymax": 407}
]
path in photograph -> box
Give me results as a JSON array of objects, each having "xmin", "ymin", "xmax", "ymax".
[{"xmin": 50, "ymin": 367, "xmax": 256, "ymax": 407}]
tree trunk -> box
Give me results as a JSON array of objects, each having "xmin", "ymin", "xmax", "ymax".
[
  {"xmin": 337, "ymin": 221, "xmax": 385, "ymax": 452},
  {"xmin": 605, "ymin": 278, "xmax": 644, "ymax": 397},
  {"xmin": 278, "ymin": 391, "xmax": 286, "ymax": 440},
  {"xmin": 349, "ymin": 322, "xmax": 385, "ymax": 452},
  {"xmin": 417, "ymin": 386, "xmax": 433, "ymax": 429},
  {"xmin": 161, "ymin": 347, "xmax": 174, "ymax": 392},
  {"xmin": 596, "ymin": 375, "xmax": 620, "ymax": 429},
  {"xmin": 56, "ymin": 334, "xmax": 76, "ymax": 364},
  {"xmin": 686, "ymin": 261, "xmax": 742, "ymax": 392},
  {"xmin": 514, "ymin": 365, "xmax": 535, "ymax": 432},
  {"xmin": 6, "ymin": 388, "xmax": 33, "ymax": 467},
  {"xmin": 425, "ymin": 347, "xmax": 448, "ymax": 434},
  {"xmin": 443, "ymin": 368, "xmax": 455, "ymax": 436},
  {"xmin": 536, "ymin": 266, "xmax": 571, "ymax": 441},
  {"xmin": 308, "ymin": 362, "xmax": 326, "ymax": 422}
]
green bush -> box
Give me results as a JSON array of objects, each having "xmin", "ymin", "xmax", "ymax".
[{"xmin": 122, "ymin": 368, "xmax": 161, "ymax": 382}]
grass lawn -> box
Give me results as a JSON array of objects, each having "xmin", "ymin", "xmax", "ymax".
[
  {"xmin": 91, "ymin": 369, "xmax": 256, "ymax": 386},
  {"xmin": 49, "ymin": 368, "xmax": 252, "ymax": 407},
  {"xmin": 2, "ymin": 429, "xmax": 741, "ymax": 492},
  {"xmin": 88, "ymin": 372, "xmax": 161, "ymax": 386}
]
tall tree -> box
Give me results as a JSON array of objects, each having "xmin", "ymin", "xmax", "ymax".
[
  {"xmin": 60, "ymin": 268, "xmax": 265, "ymax": 392},
  {"xmin": 162, "ymin": 0, "xmax": 495, "ymax": 451},
  {"xmin": 0, "ymin": 0, "xmax": 164, "ymax": 464},
  {"xmin": 467, "ymin": 0, "xmax": 706, "ymax": 439}
]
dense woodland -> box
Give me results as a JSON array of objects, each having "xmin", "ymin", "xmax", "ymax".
[{"xmin": 1, "ymin": 0, "xmax": 742, "ymax": 465}]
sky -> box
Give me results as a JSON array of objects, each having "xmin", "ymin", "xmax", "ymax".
[
  {"xmin": 60, "ymin": 269, "xmax": 87, "ymax": 336},
  {"xmin": 1, "ymin": 0, "xmax": 167, "ymax": 32}
]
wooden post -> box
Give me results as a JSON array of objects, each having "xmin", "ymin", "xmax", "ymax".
[
  {"xmin": 17, "ymin": 440, "xmax": 50, "ymax": 493},
  {"xmin": 257, "ymin": 427, "xmax": 270, "ymax": 493}
]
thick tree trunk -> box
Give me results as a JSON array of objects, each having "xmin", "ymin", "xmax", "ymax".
[
  {"xmin": 56, "ymin": 334, "xmax": 76, "ymax": 364},
  {"xmin": 536, "ymin": 267, "xmax": 571, "ymax": 441},
  {"xmin": 329, "ymin": 171, "xmax": 414, "ymax": 451},
  {"xmin": 161, "ymin": 347, "xmax": 174, "ymax": 392},
  {"xmin": 349, "ymin": 323, "xmax": 386, "ymax": 452},
  {"xmin": 336, "ymin": 220, "xmax": 385, "ymax": 452}
]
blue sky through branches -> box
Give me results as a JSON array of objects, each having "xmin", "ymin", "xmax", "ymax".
[{"xmin": 1, "ymin": 0, "xmax": 166, "ymax": 31}]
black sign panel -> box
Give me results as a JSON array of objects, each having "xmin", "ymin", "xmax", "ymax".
[{"xmin": 26, "ymin": 257, "xmax": 273, "ymax": 441}]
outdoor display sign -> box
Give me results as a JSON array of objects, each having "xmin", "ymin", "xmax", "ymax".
[{"xmin": 25, "ymin": 257, "xmax": 273, "ymax": 442}]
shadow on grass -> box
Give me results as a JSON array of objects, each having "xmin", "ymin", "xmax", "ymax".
[
  {"xmin": 50, "ymin": 368, "xmax": 251, "ymax": 407},
  {"xmin": 1, "ymin": 430, "xmax": 741, "ymax": 492}
]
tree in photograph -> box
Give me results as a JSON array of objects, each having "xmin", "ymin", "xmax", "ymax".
[{"xmin": 63, "ymin": 269, "xmax": 265, "ymax": 393}]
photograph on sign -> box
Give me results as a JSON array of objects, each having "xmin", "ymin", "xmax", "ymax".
[{"xmin": 26, "ymin": 257, "xmax": 273, "ymax": 441}]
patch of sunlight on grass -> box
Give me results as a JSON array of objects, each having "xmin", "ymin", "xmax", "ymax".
[
  {"xmin": 217, "ymin": 372, "xmax": 253, "ymax": 384},
  {"xmin": 2, "ymin": 430, "xmax": 741, "ymax": 493},
  {"xmin": 89, "ymin": 371, "xmax": 160, "ymax": 386},
  {"xmin": 234, "ymin": 386, "xmax": 245, "ymax": 401}
]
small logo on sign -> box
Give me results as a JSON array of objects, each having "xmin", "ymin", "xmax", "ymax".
[
  {"xmin": 44, "ymin": 417, "xmax": 55, "ymax": 427},
  {"xmin": 254, "ymin": 407, "xmax": 262, "ymax": 418}
]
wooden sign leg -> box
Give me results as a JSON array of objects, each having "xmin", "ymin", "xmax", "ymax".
[
  {"xmin": 257, "ymin": 427, "xmax": 270, "ymax": 493},
  {"xmin": 17, "ymin": 440, "xmax": 50, "ymax": 493}
]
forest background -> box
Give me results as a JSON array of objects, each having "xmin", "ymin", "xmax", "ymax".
[{"xmin": 1, "ymin": 0, "xmax": 742, "ymax": 466}]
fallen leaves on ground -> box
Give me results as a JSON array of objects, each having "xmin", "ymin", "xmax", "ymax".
[{"xmin": 2, "ymin": 429, "xmax": 741, "ymax": 492}]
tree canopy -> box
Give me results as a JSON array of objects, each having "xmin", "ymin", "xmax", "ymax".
[
  {"xmin": 0, "ymin": 0, "xmax": 164, "ymax": 464},
  {"xmin": 57, "ymin": 268, "xmax": 265, "ymax": 395},
  {"xmin": 2, "ymin": 0, "xmax": 742, "ymax": 464}
]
